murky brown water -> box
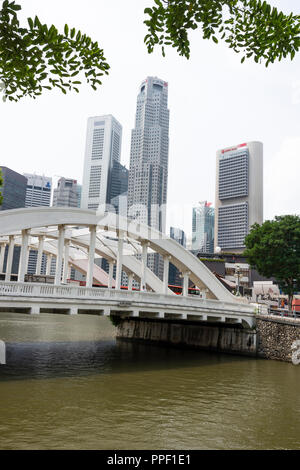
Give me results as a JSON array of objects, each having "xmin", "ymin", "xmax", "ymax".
[{"xmin": 0, "ymin": 312, "xmax": 299, "ymax": 450}]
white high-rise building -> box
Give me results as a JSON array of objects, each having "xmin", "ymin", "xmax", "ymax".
[
  {"xmin": 24, "ymin": 173, "xmax": 52, "ymax": 208},
  {"xmin": 52, "ymin": 178, "xmax": 78, "ymax": 208},
  {"xmin": 127, "ymin": 76, "xmax": 170, "ymax": 232},
  {"xmin": 81, "ymin": 115, "xmax": 122, "ymax": 211},
  {"xmin": 214, "ymin": 141, "xmax": 263, "ymax": 253}
]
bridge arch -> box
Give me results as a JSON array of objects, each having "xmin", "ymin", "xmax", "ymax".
[{"xmin": 0, "ymin": 207, "xmax": 244, "ymax": 302}]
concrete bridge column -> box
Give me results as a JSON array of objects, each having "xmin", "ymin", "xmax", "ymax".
[
  {"xmin": 36, "ymin": 236, "xmax": 44, "ymax": 275},
  {"xmin": 182, "ymin": 271, "xmax": 190, "ymax": 297},
  {"xmin": 5, "ymin": 236, "xmax": 14, "ymax": 281},
  {"xmin": 115, "ymin": 232, "xmax": 124, "ymax": 290},
  {"xmin": 0, "ymin": 242, "xmax": 6, "ymax": 274},
  {"xmin": 163, "ymin": 255, "xmax": 170, "ymax": 295},
  {"xmin": 62, "ymin": 240, "xmax": 70, "ymax": 284},
  {"xmin": 128, "ymin": 273, "xmax": 134, "ymax": 291},
  {"xmin": 18, "ymin": 230, "xmax": 30, "ymax": 283},
  {"xmin": 108, "ymin": 260, "xmax": 114, "ymax": 289},
  {"xmin": 55, "ymin": 225, "xmax": 65, "ymax": 285},
  {"xmin": 86, "ymin": 225, "xmax": 97, "ymax": 288},
  {"xmin": 46, "ymin": 254, "xmax": 52, "ymax": 276},
  {"xmin": 140, "ymin": 242, "xmax": 148, "ymax": 291}
]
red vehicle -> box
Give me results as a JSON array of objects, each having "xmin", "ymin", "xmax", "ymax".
[
  {"xmin": 292, "ymin": 298, "xmax": 300, "ymax": 314},
  {"xmin": 76, "ymin": 280, "xmax": 200, "ymax": 295},
  {"xmin": 168, "ymin": 284, "xmax": 200, "ymax": 295}
]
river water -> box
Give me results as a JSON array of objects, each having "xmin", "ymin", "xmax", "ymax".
[{"xmin": 0, "ymin": 312, "xmax": 299, "ymax": 450}]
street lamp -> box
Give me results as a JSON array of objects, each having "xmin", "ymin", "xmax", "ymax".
[{"xmin": 234, "ymin": 264, "xmax": 243, "ymax": 296}]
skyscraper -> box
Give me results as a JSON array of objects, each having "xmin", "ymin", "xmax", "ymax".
[
  {"xmin": 192, "ymin": 201, "xmax": 215, "ymax": 253},
  {"xmin": 127, "ymin": 77, "xmax": 170, "ymax": 278},
  {"xmin": 214, "ymin": 141, "xmax": 263, "ymax": 253},
  {"xmin": 24, "ymin": 173, "xmax": 52, "ymax": 208},
  {"xmin": 127, "ymin": 76, "xmax": 170, "ymax": 233},
  {"xmin": 53, "ymin": 177, "xmax": 78, "ymax": 208},
  {"xmin": 81, "ymin": 115, "xmax": 125, "ymax": 212}
]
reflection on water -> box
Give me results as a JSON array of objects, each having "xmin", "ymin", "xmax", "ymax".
[{"xmin": 0, "ymin": 312, "xmax": 300, "ymax": 450}]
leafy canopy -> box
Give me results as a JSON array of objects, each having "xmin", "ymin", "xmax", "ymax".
[
  {"xmin": 0, "ymin": 0, "xmax": 110, "ymax": 101},
  {"xmin": 144, "ymin": 0, "xmax": 300, "ymax": 66},
  {"xmin": 244, "ymin": 215, "xmax": 300, "ymax": 303}
]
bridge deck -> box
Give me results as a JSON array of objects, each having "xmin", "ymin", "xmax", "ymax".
[{"xmin": 0, "ymin": 281, "xmax": 257, "ymax": 328}]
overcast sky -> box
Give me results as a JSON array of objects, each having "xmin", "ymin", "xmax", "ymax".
[{"xmin": 0, "ymin": 0, "xmax": 299, "ymax": 238}]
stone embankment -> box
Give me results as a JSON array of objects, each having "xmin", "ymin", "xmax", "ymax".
[
  {"xmin": 115, "ymin": 314, "xmax": 300, "ymax": 363},
  {"xmin": 256, "ymin": 314, "xmax": 300, "ymax": 362},
  {"xmin": 115, "ymin": 318, "xmax": 257, "ymax": 357}
]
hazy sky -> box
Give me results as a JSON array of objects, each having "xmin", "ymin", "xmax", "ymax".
[{"xmin": 0, "ymin": 0, "xmax": 299, "ymax": 238}]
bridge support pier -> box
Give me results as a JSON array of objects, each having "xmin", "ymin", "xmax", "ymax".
[{"xmin": 115, "ymin": 318, "xmax": 257, "ymax": 357}]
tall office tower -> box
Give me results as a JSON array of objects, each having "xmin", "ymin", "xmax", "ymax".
[
  {"xmin": 24, "ymin": 174, "xmax": 52, "ymax": 274},
  {"xmin": 52, "ymin": 177, "xmax": 78, "ymax": 207},
  {"xmin": 24, "ymin": 173, "xmax": 52, "ymax": 208},
  {"xmin": 169, "ymin": 227, "xmax": 186, "ymax": 286},
  {"xmin": 215, "ymin": 141, "xmax": 263, "ymax": 253},
  {"xmin": 127, "ymin": 77, "xmax": 170, "ymax": 277},
  {"xmin": 128, "ymin": 77, "xmax": 169, "ymax": 231},
  {"xmin": 192, "ymin": 201, "xmax": 215, "ymax": 253},
  {"xmin": 0, "ymin": 166, "xmax": 27, "ymax": 211},
  {"xmin": 81, "ymin": 115, "xmax": 124, "ymax": 211}
]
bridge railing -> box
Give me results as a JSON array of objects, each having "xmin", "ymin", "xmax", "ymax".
[{"xmin": 0, "ymin": 280, "xmax": 256, "ymax": 315}]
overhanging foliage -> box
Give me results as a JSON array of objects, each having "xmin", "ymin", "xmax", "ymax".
[{"xmin": 144, "ymin": 0, "xmax": 300, "ymax": 66}]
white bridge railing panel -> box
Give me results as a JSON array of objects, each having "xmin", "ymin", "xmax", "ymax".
[{"xmin": 0, "ymin": 280, "xmax": 256, "ymax": 317}]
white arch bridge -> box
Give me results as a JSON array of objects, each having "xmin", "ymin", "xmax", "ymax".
[{"xmin": 0, "ymin": 208, "xmax": 258, "ymax": 328}]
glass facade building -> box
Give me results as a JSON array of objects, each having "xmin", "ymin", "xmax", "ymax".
[
  {"xmin": 192, "ymin": 201, "xmax": 215, "ymax": 253},
  {"xmin": 0, "ymin": 166, "xmax": 27, "ymax": 211}
]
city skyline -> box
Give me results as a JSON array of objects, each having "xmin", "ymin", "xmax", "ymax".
[{"xmin": 0, "ymin": 0, "xmax": 299, "ymax": 238}]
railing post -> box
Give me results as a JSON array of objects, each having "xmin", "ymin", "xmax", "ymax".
[
  {"xmin": 18, "ymin": 230, "xmax": 30, "ymax": 283},
  {"xmin": 36, "ymin": 236, "xmax": 44, "ymax": 275},
  {"xmin": 128, "ymin": 273, "xmax": 134, "ymax": 291},
  {"xmin": 115, "ymin": 231, "xmax": 124, "ymax": 290},
  {"xmin": 0, "ymin": 242, "xmax": 6, "ymax": 274},
  {"xmin": 46, "ymin": 254, "xmax": 52, "ymax": 276},
  {"xmin": 55, "ymin": 225, "xmax": 65, "ymax": 285},
  {"xmin": 86, "ymin": 225, "xmax": 97, "ymax": 288},
  {"xmin": 5, "ymin": 235, "xmax": 14, "ymax": 281},
  {"xmin": 62, "ymin": 240, "xmax": 70, "ymax": 284},
  {"xmin": 182, "ymin": 271, "xmax": 190, "ymax": 297},
  {"xmin": 163, "ymin": 255, "xmax": 170, "ymax": 295},
  {"xmin": 140, "ymin": 242, "xmax": 148, "ymax": 291},
  {"xmin": 108, "ymin": 260, "xmax": 114, "ymax": 289}
]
